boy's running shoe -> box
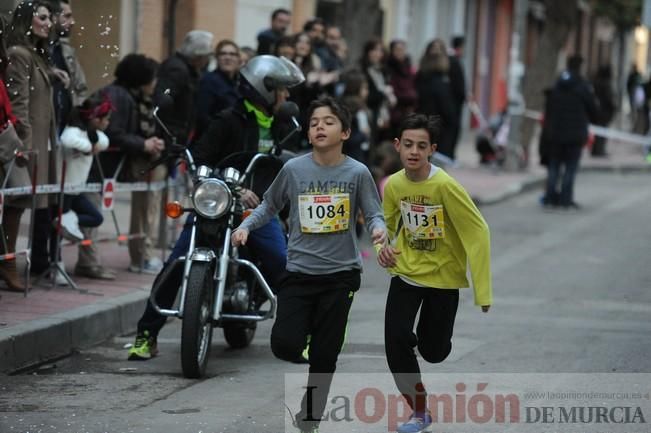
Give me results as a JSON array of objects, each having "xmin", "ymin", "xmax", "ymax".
[
  {"xmin": 396, "ymin": 411, "xmax": 432, "ymax": 433},
  {"xmin": 127, "ymin": 330, "xmax": 158, "ymax": 360}
]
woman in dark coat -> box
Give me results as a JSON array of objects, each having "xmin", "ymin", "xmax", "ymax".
[
  {"xmin": 386, "ymin": 39, "xmax": 417, "ymax": 139},
  {"xmin": 415, "ymin": 39, "xmax": 457, "ymax": 160}
]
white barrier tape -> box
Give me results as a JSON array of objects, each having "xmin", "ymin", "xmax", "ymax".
[
  {"xmin": 522, "ymin": 109, "xmax": 651, "ymax": 147},
  {"xmin": 1, "ymin": 179, "xmax": 171, "ymax": 197}
]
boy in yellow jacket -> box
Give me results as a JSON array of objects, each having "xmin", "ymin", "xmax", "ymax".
[{"xmin": 377, "ymin": 113, "xmax": 492, "ymax": 433}]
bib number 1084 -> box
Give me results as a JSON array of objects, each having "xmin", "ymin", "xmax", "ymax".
[
  {"xmin": 299, "ymin": 193, "xmax": 350, "ymax": 233},
  {"xmin": 306, "ymin": 203, "xmax": 346, "ymax": 219}
]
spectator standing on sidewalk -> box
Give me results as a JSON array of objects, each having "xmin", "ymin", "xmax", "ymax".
[
  {"xmin": 50, "ymin": 0, "xmax": 88, "ymax": 135},
  {"xmin": 448, "ymin": 35, "xmax": 467, "ymax": 156},
  {"xmin": 0, "ymin": 16, "xmax": 31, "ymax": 292},
  {"xmin": 156, "ymin": 30, "xmax": 213, "ymax": 146},
  {"xmin": 590, "ymin": 65, "xmax": 616, "ymax": 157},
  {"xmin": 626, "ymin": 64, "xmax": 643, "ymax": 132},
  {"xmin": 340, "ymin": 69, "xmax": 371, "ymax": 164},
  {"xmin": 541, "ymin": 55, "xmax": 598, "ymax": 209},
  {"xmin": 6, "ymin": 0, "xmax": 60, "ymax": 278},
  {"xmin": 256, "ymin": 8, "xmax": 291, "ymax": 55},
  {"xmin": 196, "ymin": 39, "xmax": 241, "ymax": 140},
  {"xmin": 415, "ymin": 39, "xmax": 457, "ymax": 161},
  {"xmin": 386, "ymin": 39, "xmax": 417, "ymax": 138},
  {"xmin": 361, "ymin": 39, "xmax": 396, "ymax": 157},
  {"xmin": 101, "ymin": 54, "xmax": 166, "ymax": 274}
]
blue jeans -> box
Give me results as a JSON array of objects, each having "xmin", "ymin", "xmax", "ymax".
[
  {"xmin": 65, "ymin": 194, "xmax": 103, "ymax": 227},
  {"xmin": 544, "ymin": 145, "xmax": 582, "ymax": 206},
  {"xmin": 137, "ymin": 213, "xmax": 287, "ymax": 336}
]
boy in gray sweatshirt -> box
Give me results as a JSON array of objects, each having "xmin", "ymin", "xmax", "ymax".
[{"xmin": 232, "ymin": 97, "xmax": 386, "ymax": 433}]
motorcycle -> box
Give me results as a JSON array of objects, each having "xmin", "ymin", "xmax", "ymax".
[{"xmin": 149, "ymin": 94, "xmax": 301, "ymax": 378}]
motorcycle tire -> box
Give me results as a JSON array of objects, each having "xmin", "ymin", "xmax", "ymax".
[
  {"xmin": 223, "ymin": 322, "xmax": 257, "ymax": 349},
  {"xmin": 181, "ymin": 261, "xmax": 214, "ymax": 379}
]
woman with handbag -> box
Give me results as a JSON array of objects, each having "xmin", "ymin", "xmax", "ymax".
[{"xmin": 5, "ymin": 1, "xmax": 60, "ymax": 283}]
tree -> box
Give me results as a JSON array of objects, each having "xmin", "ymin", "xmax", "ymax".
[
  {"xmin": 340, "ymin": 0, "xmax": 383, "ymax": 67},
  {"xmin": 516, "ymin": 0, "xmax": 579, "ymax": 169},
  {"xmin": 593, "ymin": 0, "xmax": 642, "ymax": 107}
]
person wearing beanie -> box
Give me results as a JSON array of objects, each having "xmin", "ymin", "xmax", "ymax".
[{"xmin": 156, "ymin": 29, "xmax": 214, "ymax": 145}]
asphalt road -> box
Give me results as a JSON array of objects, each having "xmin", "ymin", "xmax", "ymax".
[{"xmin": 2, "ymin": 171, "xmax": 651, "ymax": 433}]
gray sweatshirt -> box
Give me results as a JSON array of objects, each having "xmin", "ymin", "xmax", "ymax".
[{"xmin": 239, "ymin": 153, "xmax": 385, "ymax": 274}]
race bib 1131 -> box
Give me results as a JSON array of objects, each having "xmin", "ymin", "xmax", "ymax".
[{"xmin": 400, "ymin": 200, "xmax": 445, "ymax": 240}]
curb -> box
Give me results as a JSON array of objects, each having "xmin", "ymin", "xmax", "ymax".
[
  {"xmin": 581, "ymin": 164, "xmax": 651, "ymax": 174},
  {"xmin": 472, "ymin": 164, "xmax": 651, "ymax": 206},
  {"xmin": 473, "ymin": 174, "xmax": 546, "ymax": 206},
  {"xmin": 0, "ymin": 290, "xmax": 149, "ymax": 374}
]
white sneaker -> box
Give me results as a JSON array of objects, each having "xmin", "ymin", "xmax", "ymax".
[
  {"xmin": 56, "ymin": 211, "xmax": 84, "ymax": 242},
  {"xmin": 128, "ymin": 258, "xmax": 164, "ymax": 275},
  {"xmin": 54, "ymin": 261, "xmax": 70, "ymax": 286}
]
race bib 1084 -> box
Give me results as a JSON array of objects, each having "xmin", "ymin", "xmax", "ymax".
[
  {"xmin": 298, "ymin": 193, "xmax": 350, "ymax": 233},
  {"xmin": 400, "ymin": 200, "xmax": 445, "ymax": 240}
]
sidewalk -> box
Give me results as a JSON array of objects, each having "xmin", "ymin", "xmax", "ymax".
[{"xmin": 1, "ymin": 132, "xmax": 649, "ymax": 373}]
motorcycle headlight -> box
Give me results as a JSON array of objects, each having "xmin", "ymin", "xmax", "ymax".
[{"xmin": 192, "ymin": 179, "xmax": 232, "ymax": 219}]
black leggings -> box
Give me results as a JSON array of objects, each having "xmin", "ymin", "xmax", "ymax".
[
  {"xmin": 271, "ymin": 269, "xmax": 360, "ymax": 431},
  {"xmin": 384, "ymin": 276, "xmax": 459, "ymax": 412}
]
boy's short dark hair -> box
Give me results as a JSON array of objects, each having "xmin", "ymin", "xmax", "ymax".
[
  {"xmin": 398, "ymin": 113, "xmax": 441, "ymax": 144},
  {"xmin": 307, "ymin": 97, "xmax": 351, "ymax": 132}
]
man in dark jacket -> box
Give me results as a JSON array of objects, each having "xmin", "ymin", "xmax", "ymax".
[
  {"xmin": 256, "ymin": 8, "xmax": 291, "ymax": 55},
  {"xmin": 542, "ymin": 55, "xmax": 598, "ymax": 209},
  {"xmin": 127, "ymin": 55, "xmax": 305, "ymax": 361},
  {"xmin": 156, "ymin": 30, "xmax": 213, "ymax": 145}
]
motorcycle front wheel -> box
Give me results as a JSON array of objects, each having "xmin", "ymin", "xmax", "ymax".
[{"xmin": 181, "ymin": 261, "xmax": 214, "ymax": 379}]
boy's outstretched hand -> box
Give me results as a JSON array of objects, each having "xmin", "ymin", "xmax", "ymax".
[
  {"xmin": 231, "ymin": 228, "xmax": 249, "ymax": 247},
  {"xmin": 377, "ymin": 245, "xmax": 400, "ymax": 268},
  {"xmin": 481, "ymin": 305, "xmax": 490, "ymax": 313}
]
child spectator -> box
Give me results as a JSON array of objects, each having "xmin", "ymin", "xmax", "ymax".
[{"xmin": 58, "ymin": 92, "xmax": 112, "ymax": 241}]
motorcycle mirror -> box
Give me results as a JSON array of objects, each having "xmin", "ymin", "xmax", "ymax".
[
  {"xmin": 275, "ymin": 101, "xmax": 300, "ymax": 124},
  {"xmin": 274, "ymin": 101, "xmax": 302, "ymax": 155},
  {"xmin": 157, "ymin": 88, "xmax": 175, "ymax": 110}
]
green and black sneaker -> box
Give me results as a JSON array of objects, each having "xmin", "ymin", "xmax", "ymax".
[{"xmin": 127, "ymin": 330, "xmax": 158, "ymax": 360}]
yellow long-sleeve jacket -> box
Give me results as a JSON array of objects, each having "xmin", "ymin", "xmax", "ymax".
[{"xmin": 382, "ymin": 167, "xmax": 492, "ymax": 306}]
